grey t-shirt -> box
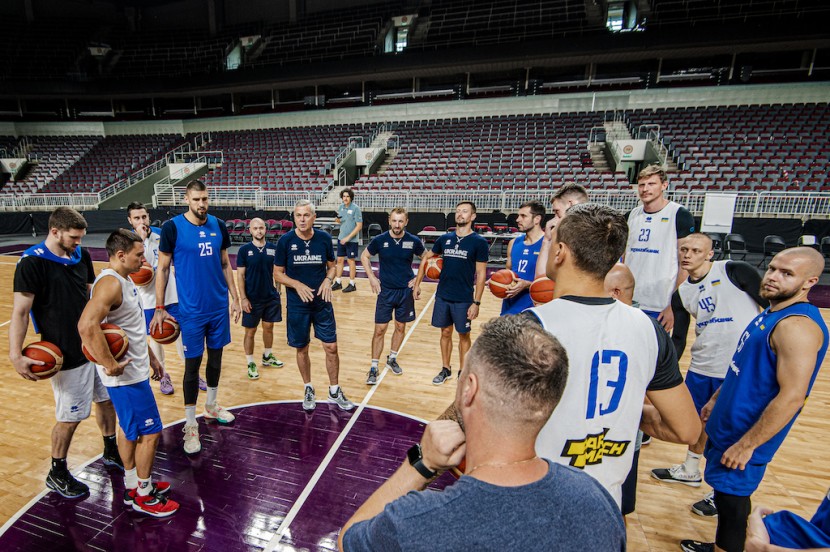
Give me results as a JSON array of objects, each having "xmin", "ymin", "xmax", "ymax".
[
  {"xmin": 342, "ymin": 460, "xmax": 626, "ymax": 551},
  {"xmin": 338, "ymin": 203, "xmax": 363, "ymax": 243}
]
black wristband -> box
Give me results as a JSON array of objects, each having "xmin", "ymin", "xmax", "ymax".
[
  {"xmin": 407, "ymin": 444, "xmax": 438, "ymax": 479},
  {"xmin": 473, "ymin": 300, "xmax": 481, "ymax": 306}
]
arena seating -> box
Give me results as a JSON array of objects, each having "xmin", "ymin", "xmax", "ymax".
[{"xmin": 1, "ymin": 136, "xmax": 101, "ymax": 195}]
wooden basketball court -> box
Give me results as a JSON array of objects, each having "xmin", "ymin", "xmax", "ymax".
[{"xmin": 0, "ymin": 253, "xmax": 828, "ymax": 550}]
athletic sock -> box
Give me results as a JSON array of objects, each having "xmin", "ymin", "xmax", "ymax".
[
  {"xmin": 305, "ymin": 383, "xmax": 313, "ymax": 391},
  {"xmin": 389, "ymin": 351, "xmax": 398, "ymax": 361},
  {"xmin": 206, "ymin": 386, "xmax": 218, "ymax": 406},
  {"xmin": 137, "ymin": 476, "xmax": 153, "ymax": 497},
  {"xmin": 684, "ymin": 450, "xmax": 702, "ymax": 473},
  {"xmin": 371, "ymin": 359, "xmax": 379, "ymax": 369},
  {"xmin": 51, "ymin": 457, "xmax": 68, "ymax": 473},
  {"xmin": 334, "ymin": 278, "xmax": 341, "ymax": 285},
  {"xmin": 349, "ymin": 279, "xmax": 355, "ymax": 285},
  {"xmin": 263, "ymin": 348, "xmax": 272, "ymax": 357},
  {"xmin": 124, "ymin": 468, "xmax": 138, "ymax": 489},
  {"xmin": 185, "ymin": 405, "xmax": 197, "ymax": 425},
  {"xmin": 246, "ymin": 354, "xmax": 254, "ymax": 364},
  {"xmin": 329, "ymin": 385, "xmax": 340, "ymax": 395},
  {"xmin": 103, "ymin": 434, "xmax": 118, "ymax": 456}
]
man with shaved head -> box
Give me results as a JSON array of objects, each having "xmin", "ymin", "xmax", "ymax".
[
  {"xmin": 681, "ymin": 247, "xmax": 829, "ymax": 552},
  {"xmin": 604, "ymin": 262, "xmax": 636, "ymax": 307},
  {"xmin": 237, "ymin": 217, "xmax": 284, "ymax": 381}
]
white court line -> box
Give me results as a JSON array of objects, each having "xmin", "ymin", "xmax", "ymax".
[
  {"xmin": 0, "ymin": 320, "xmax": 9, "ymax": 328},
  {"xmin": 264, "ymin": 292, "xmax": 436, "ymax": 552}
]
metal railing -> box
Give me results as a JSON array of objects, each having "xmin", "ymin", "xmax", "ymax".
[
  {"xmin": 0, "ymin": 193, "xmax": 99, "ymax": 212},
  {"xmin": 256, "ymin": 190, "xmax": 323, "ymax": 211},
  {"xmin": 155, "ymin": 185, "xmax": 262, "ymax": 208}
]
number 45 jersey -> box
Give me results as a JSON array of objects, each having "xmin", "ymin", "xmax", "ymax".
[{"xmin": 528, "ymin": 297, "xmax": 683, "ymax": 508}]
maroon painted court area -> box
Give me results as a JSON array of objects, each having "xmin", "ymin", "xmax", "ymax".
[{"xmin": 0, "ymin": 402, "xmax": 455, "ymax": 551}]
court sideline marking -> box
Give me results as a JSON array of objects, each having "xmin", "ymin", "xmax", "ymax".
[{"xmin": 263, "ymin": 292, "xmax": 437, "ymax": 552}]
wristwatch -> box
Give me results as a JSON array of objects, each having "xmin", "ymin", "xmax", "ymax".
[
  {"xmin": 473, "ymin": 300, "xmax": 481, "ymax": 306},
  {"xmin": 407, "ymin": 444, "xmax": 438, "ymax": 479}
]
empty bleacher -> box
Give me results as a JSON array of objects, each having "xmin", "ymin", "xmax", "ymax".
[{"xmin": 2, "ymin": 136, "xmax": 101, "ymax": 195}]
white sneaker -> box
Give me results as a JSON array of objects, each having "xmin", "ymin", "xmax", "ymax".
[
  {"xmin": 182, "ymin": 423, "xmax": 201, "ymax": 454},
  {"xmin": 650, "ymin": 464, "xmax": 702, "ymax": 487},
  {"xmin": 204, "ymin": 403, "xmax": 235, "ymax": 424}
]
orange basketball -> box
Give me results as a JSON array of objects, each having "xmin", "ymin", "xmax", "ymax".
[
  {"xmin": 425, "ymin": 257, "xmax": 443, "ymax": 280},
  {"xmin": 529, "ymin": 277, "xmax": 555, "ymax": 305},
  {"xmin": 22, "ymin": 341, "xmax": 63, "ymax": 380},
  {"xmin": 488, "ymin": 269, "xmax": 516, "ymax": 298},
  {"xmin": 151, "ymin": 319, "xmax": 180, "ymax": 345},
  {"xmin": 129, "ymin": 263, "xmax": 154, "ymax": 287},
  {"xmin": 83, "ymin": 323, "xmax": 129, "ymax": 363}
]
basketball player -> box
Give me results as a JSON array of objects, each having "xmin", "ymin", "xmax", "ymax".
[
  {"xmin": 501, "ymin": 201, "xmax": 545, "ymax": 315},
  {"xmin": 78, "ymin": 230, "xmax": 178, "ymax": 518},
  {"xmin": 339, "ymin": 315, "xmax": 626, "ymax": 551},
  {"xmin": 126, "ymin": 201, "xmax": 203, "ymax": 396},
  {"xmin": 151, "ymin": 180, "xmax": 241, "ymax": 455},
  {"xmin": 332, "ymin": 188, "xmax": 363, "ymax": 293},
  {"xmin": 624, "ymin": 164, "xmax": 696, "ymax": 331},
  {"xmin": 651, "ymin": 233, "xmax": 767, "ymax": 518},
  {"xmin": 746, "ymin": 488, "xmax": 830, "ymax": 551},
  {"xmin": 360, "ymin": 207, "xmax": 426, "ymax": 385},
  {"xmin": 274, "ymin": 200, "xmax": 354, "ymax": 411},
  {"xmin": 681, "ymin": 247, "xmax": 828, "ymax": 552},
  {"xmin": 414, "ymin": 201, "xmax": 488, "ymax": 385},
  {"xmin": 529, "ymin": 203, "xmax": 700, "ymax": 508},
  {"xmin": 535, "ymin": 183, "xmax": 589, "ymax": 279},
  {"xmin": 10, "ymin": 207, "xmax": 122, "ymax": 499},
  {"xmin": 237, "ymin": 217, "xmax": 284, "ymax": 381}
]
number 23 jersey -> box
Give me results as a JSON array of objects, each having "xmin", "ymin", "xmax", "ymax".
[{"xmin": 528, "ymin": 297, "xmax": 682, "ymax": 508}]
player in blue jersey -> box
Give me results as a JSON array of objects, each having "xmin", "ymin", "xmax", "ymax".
[
  {"xmin": 151, "ymin": 180, "xmax": 242, "ymax": 455},
  {"xmin": 274, "ymin": 200, "xmax": 354, "ymax": 412},
  {"xmin": 10, "ymin": 207, "xmax": 122, "ymax": 499},
  {"xmin": 237, "ymin": 218, "xmax": 284, "ymax": 381},
  {"xmin": 746, "ymin": 488, "xmax": 830, "ymax": 551},
  {"xmin": 681, "ymin": 247, "xmax": 829, "ymax": 552},
  {"xmin": 332, "ymin": 188, "xmax": 363, "ymax": 293},
  {"xmin": 360, "ymin": 207, "xmax": 427, "ymax": 384},
  {"xmin": 414, "ymin": 201, "xmax": 489, "ymax": 385},
  {"xmin": 501, "ymin": 201, "xmax": 545, "ymax": 315}
]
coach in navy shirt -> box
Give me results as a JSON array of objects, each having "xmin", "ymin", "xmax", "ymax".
[
  {"xmin": 360, "ymin": 207, "xmax": 426, "ymax": 385},
  {"xmin": 275, "ymin": 200, "xmax": 354, "ymax": 413},
  {"xmin": 414, "ymin": 201, "xmax": 488, "ymax": 385}
]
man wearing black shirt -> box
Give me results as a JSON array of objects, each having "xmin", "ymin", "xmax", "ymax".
[{"xmin": 9, "ymin": 207, "xmax": 121, "ymax": 499}]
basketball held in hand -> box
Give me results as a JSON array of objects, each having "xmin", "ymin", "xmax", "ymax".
[
  {"xmin": 488, "ymin": 269, "xmax": 516, "ymax": 299},
  {"xmin": 129, "ymin": 263, "xmax": 154, "ymax": 287},
  {"xmin": 83, "ymin": 323, "xmax": 129, "ymax": 363},
  {"xmin": 530, "ymin": 277, "xmax": 555, "ymax": 305},
  {"xmin": 425, "ymin": 257, "xmax": 443, "ymax": 280},
  {"xmin": 151, "ymin": 319, "xmax": 180, "ymax": 345},
  {"xmin": 22, "ymin": 341, "xmax": 63, "ymax": 380}
]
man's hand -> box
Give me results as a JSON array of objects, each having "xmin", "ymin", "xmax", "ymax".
[
  {"xmin": 149, "ymin": 308, "xmax": 176, "ymax": 335},
  {"xmin": 340, "ymin": 238, "xmax": 348, "ymax": 246},
  {"xmin": 467, "ymin": 303, "xmax": 480, "ymax": 320},
  {"xmin": 230, "ymin": 299, "xmax": 242, "ymax": 324},
  {"xmin": 544, "ymin": 217, "xmax": 558, "ymax": 242},
  {"xmin": 104, "ymin": 357, "xmax": 131, "ymax": 378},
  {"xmin": 368, "ymin": 275, "xmax": 381, "ymax": 295},
  {"xmin": 241, "ymin": 298, "xmax": 252, "ymax": 313},
  {"xmin": 293, "ymin": 282, "xmax": 315, "ymax": 303},
  {"xmin": 721, "ymin": 440, "xmax": 755, "ymax": 470},
  {"xmin": 700, "ymin": 395, "xmax": 717, "ymax": 422},
  {"xmin": 413, "ymin": 284, "xmax": 421, "ymax": 300},
  {"xmin": 149, "ymin": 356, "xmax": 165, "ymax": 381},
  {"xmin": 745, "ymin": 506, "xmax": 773, "ymax": 552},
  {"xmin": 11, "ymin": 354, "xmax": 41, "ymax": 381},
  {"xmin": 317, "ymin": 279, "xmax": 333, "ymax": 303},
  {"xmin": 420, "ymin": 420, "xmax": 467, "ymax": 472},
  {"xmin": 134, "ymin": 224, "xmax": 150, "ymax": 241},
  {"xmin": 658, "ymin": 304, "xmax": 675, "ymax": 332},
  {"xmin": 504, "ymin": 279, "xmax": 530, "ymax": 298}
]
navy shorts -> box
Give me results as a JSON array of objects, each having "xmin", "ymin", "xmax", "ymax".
[
  {"xmin": 431, "ymin": 296, "xmax": 472, "ymax": 334},
  {"xmin": 375, "ymin": 288, "xmax": 416, "ymax": 324},
  {"xmin": 685, "ymin": 371, "xmax": 724, "ymax": 413},
  {"xmin": 287, "ymin": 300, "xmax": 337, "ymax": 348},
  {"xmin": 178, "ymin": 308, "xmax": 231, "ymax": 358},
  {"xmin": 106, "ymin": 379, "xmax": 162, "ymax": 441},
  {"xmin": 337, "ymin": 242, "xmax": 358, "ymax": 259},
  {"xmin": 242, "ymin": 296, "xmax": 282, "ymax": 328},
  {"xmin": 704, "ymin": 442, "xmax": 768, "ymax": 496},
  {"xmin": 143, "ymin": 303, "xmax": 180, "ymax": 334}
]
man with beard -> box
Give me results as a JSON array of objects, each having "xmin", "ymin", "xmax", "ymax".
[
  {"xmin": 501, "ymin": 201, "xmax": 545, "ymax": 315},
  {"xmin": 414, "ymin": 201, "xmax": 489, "ymax": 385},
  {"xmin": 535, "ymin": 183, "xmax": 589, "ymax": 279},
  {"xmin": 681, "ymin": 247, "xmax": 829, "ymax": 552},
  {"xmin": 10, "ymin": 207, "xmax": 122, "ymax": 498},
  {"xmin": 360, "ymin": 207, "xmax": 426, "ymax": 385},
  {"xmin": 151, "ymin": 180, "xmax": 242, "ymax": 454}
]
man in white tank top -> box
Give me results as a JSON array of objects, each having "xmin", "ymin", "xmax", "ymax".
[
  {"xmin": 624, "ymin": 164, "xmax": 696, "ymax": 331},
  {"xmin": 78, "ymin": 229, "xmax": 179, "ymax": 518},
  {"xmin": 651, "ymin": 233, "xmax": 766, "ymax": 512},
  {"xmin": 529, "ymin": 203, "xmax": 700, "ymax": 508}
]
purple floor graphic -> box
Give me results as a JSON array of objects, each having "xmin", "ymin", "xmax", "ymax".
[{"xmin": 0, "ymin": 403, "xmax": 455, "ymax": 552}]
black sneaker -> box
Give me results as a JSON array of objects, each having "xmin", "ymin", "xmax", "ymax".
[
  {"xmin": 331, "ymin": 281, "xmax": 342, "ymax": 291},
  {"xmin": 386, "ymin": 356, "xmax": 403, "ymax": 375},
  {"xmin": 46, "ymin": 469, "xmax": 89, "ymax": 499},
  {"xmin": 641, "ymin": 434, "xmax": 652, "ymax": 446},
  {"xmin": 432, "ymin": 367, "xmax": 452, "ymax": 385},
  {"xmin": 103, "ymin": 450, "xmax": 125, "ymax": 472},
  {"xmin": 342, "ymin": 283, "xmax": 356, "ymax": 293},
  {"xmin": 366, "ymin": 368, "xmax": 378, "ymax": 385},
  {"xmin": 691, "ymin": 492, "xmax": 718, "ymax": 517},
  {"xmin": 680, "ymin": 540, "xmax": 714, "ymax": 552}
]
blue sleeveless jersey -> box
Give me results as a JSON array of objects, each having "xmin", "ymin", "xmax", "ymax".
[
  {"xmin": 706, "ymin": 302, "xmax": 829, "ymax": 463},
  {"xmin": 764, "ymin": 489, "xmax": 830, "ymax": 549},
  {"xmin": 501, "ymin": 234, "xmax": 543, "ymax": 315},
  {"xmin": 160, "ymin": 214, "xmax": 230, "ymax": 315}
]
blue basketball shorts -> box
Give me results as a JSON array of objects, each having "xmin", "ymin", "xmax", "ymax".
[
  {"xmin": 242, "ymin": 296, "xmax": 282, "ymax": 328},
  {"xmin": 144, "ymin": 303, "xmax": 180, "ymax": 334},
  {"xmin": 178, "ymin": 308, "xmax": 231, "ymax": 358},
  {"xmin": 431, "ymin": 296, "xmax": 472, "ymax": 334},
  {"xmin": 287, "ymin": 300, "xmax": 337, "ymax": 348},
  {"xmin": 337, "ymin": 242, "xmax": 358, "ymax": 259},
  {"xmin": 375, "ymin": 288, "xmax": 416, "ymax": 324},
  {"xmin": 704, "ymin": 442, "xmax": 768, "ymax": 496},
  {"xmin": 106, "ymin": 379, "xmax": 163, "ymax": 441},
  {"xmin": 685, "ymin": 371, "xmax": 724, "ymax": 414}
]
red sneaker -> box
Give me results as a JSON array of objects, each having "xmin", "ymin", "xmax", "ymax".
[
  {"xmin": 132, "ymin": 492, "xmax": 179, "ymax": 518},
  {"xmin": 122, "ymin": 481, "xmax": 172, "ymax": 505}
]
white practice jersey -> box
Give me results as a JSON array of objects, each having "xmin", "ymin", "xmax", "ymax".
[
  {"xmin": 136, "ymin": 228, "xmax": 178, "ymax": 310},
  {"xmin": 625, "ymin": 201, "xmax": 682, "ymax": 312},
  {"xmin": 530, "ymin": 297, "xmax": 663, "ymax": 508},
  {"xmin": 678, "ymin": 261, "xmax": 761, "ymax": 377},
  {"xmin": 93, "ymin": 268, "xmax": 150, "ymax": 387}
]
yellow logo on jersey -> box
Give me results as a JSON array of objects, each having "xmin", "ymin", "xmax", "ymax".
[{"xmin": 561, "ymin": 428, "xmax": 630, "ymax": 468}]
